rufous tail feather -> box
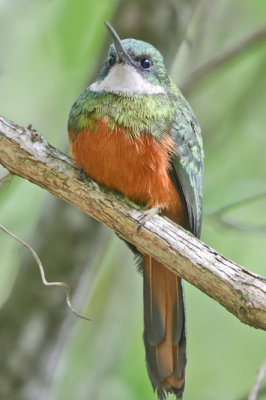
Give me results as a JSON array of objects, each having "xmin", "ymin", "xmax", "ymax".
[{"xmin": 143, "ymin": 256, "xmax": 186, "ymax": 399}]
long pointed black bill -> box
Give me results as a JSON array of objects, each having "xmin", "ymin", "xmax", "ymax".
[{"xmin": 105, "ymin": 21, "xmax": 135, "ymax": 66}]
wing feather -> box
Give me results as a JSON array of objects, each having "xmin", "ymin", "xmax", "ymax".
[{"xmin": 169, "ymin": 94, "xmax": 204, "ymax": 238}]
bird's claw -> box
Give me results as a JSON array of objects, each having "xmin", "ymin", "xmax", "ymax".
[
  {"xmin": 78, "ymin": 167, "xmax": 86, "ymax": 181},
  {"xmin": 137, "ymin": 207, "xmax": 161, "ymax": 233}
]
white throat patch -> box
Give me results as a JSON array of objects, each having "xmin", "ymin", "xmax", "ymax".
[{"xmin": 89, "ymin": 64, "xmax": 165, "ymax": 95}]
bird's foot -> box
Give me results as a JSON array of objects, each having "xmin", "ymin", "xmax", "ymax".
[
  {"xmin": 78, "ymin": 167, "xmax": 86, "ymax": 182},
  {"xmin": 27, "ymin": 123, "xmax": 37, "ymax": 132},
  {"xmin": 137, "ymin": 207, "xmax": 161, "ymax": 233}
]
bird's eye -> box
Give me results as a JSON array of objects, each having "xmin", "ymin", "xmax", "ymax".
[
  {"xmin": 140, "ymin": 58, "xmax": 151, "ymax": 69},
  {"xmin": 108, "ymin": 55, "xmax": 116, "ymax": 67}
]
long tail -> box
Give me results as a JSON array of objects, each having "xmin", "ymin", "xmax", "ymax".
[{"xmin": 143, "ymin": 255, "xmax": 186, "ymax": 399}]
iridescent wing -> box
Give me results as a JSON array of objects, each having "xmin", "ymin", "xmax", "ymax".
[{"xmin": 169, "ymin": 94, "xmax": 204, "ymax": 238}]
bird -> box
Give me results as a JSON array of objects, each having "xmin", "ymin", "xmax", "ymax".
[{"xmin": 68, "ymin": 21, "xmax": 204, "ymax": 400}]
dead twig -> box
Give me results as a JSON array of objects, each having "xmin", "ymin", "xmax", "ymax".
[
  {"xmin": 181, "ymin": 25, "xmax": 266, "ymax": 93},
  {"xmin": 0, "ymin": 223, "xmax": 93, "ymax": 322},
  {"xmin": 206, "ymin": 192, "xmax": 266, "ymax": 233},
  {"xmin": 0, "ymin": 171, "xmax": 13, "ymax": 184},
  {"xmin": 248, "ymin": 361, "xmax": 266, "ymax": 400}
]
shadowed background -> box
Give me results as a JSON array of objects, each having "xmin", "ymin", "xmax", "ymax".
[{"xmin": 0, "ymin": 0, "xmax": 266, "ymax": 399}]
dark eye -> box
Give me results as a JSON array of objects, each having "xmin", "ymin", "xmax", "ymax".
[
  {"xmin": 108, "ymin": 55, "xmax": 116, "ymax": 67},
  {"xmin": 140, "ymin": 58, "xmax": 151, "ymax": 69}
]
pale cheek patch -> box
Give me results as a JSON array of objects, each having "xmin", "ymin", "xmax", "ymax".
[{"xmin": 89, "ymin": 64, "xmax": 165, "ymax": 95}]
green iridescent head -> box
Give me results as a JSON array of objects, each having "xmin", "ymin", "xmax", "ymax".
[{"xmin": 89, "ymin": 22, "xmax": 172, "ymax": 95}]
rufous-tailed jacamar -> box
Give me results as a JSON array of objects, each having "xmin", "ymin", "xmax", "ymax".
[{"xmin": 68, "ymin": 21, "xmax": 204, "ymax": 400}]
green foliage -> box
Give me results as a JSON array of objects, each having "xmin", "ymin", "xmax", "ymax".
[{"xmin": 0, "ymin": 0, "xmax": 266, "ymax": 400}]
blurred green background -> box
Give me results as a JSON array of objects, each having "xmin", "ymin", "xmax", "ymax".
[{"xmin": 0, "ymin": 0, "xmax": 266, "ymax": 399}]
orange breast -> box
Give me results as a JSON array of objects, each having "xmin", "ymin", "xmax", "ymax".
[{"xmin": 69, "ymin": 118, "xmax": 185, "ymax": 224}]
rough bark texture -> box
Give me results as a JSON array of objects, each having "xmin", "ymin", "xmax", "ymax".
[{"xmin": 0, "ymin": 115, "xmax": 266, "ymax": 330}]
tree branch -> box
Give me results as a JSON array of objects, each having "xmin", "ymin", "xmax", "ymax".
[
  {"xmin": 181, "ymin": 25, "xmax": 266, "ymax": 94},
  {"xmin": 206, "ymin": 193, "xmax": 266, "ymax": 233},
  {"xmin": 0, "ymin": 115, "xmax": 265, "ymax": 330}
]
